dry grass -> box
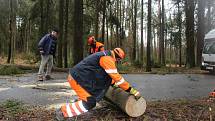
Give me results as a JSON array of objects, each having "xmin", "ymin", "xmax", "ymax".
[
  {"xmin": 0, "ymin": 53, "xmax": 38, "ymax": 66},
  {"xmin": 1, "ymin": 98, "xmax": 215, "ymax": 121}
]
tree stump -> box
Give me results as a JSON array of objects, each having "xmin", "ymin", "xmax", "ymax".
[{"xmin": 105, "ymin": 86, "xmax": 147, "ymax": 117}]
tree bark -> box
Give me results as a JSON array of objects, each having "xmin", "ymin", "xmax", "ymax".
[
  {"xmin": 132, "ymin": 0, "xmax": 137, "ymax": 62},
  {"xmin": 11, "ymin": 1, "xmax": 16, "ymax": 64},
  {"xmin": 158, "ymin": 0, "xmax": 161, "ymax": 65},
  {"xmin": 110, "ymin": 6, "xmax": 113, "ymax": 49},
  {"xmin": 185, "ymin": 0, "xmax": 195, "ymax": 68},
  {"xmin": 196, "ymin": 0, "xmax": 206, "ymax": 66},
  {"xmin": 161, "ymin": 0, "xmax": 165, "ymax": 66},
  {"xmin": 64, "ymin": 0, "xmax": 69, "ymax": 68},
  {"xmin": 101, "ymin": 0, "xmax": 106, "ymax": 43},
  {"xmin": 153, "ymin": 28, "xmax": 157, "ymax": 63},
  {"xmin": 177, "ymin": 0, "xmax": 182, "ymax": 67},
  {"xmin": 116, "ymin": 0, "xmax": 119, "ymax": 47},
  {"xmin": 7, "ymin": 0, "xmax": 16, "ymax": 64},
  {"xmin": 119, "ymin": 0, "xmax": 122, "ymax": 46},
  {"xmin": 140, "ymin": 0, "xmax": 144, "ymax": 64},
  {"xmin": 73, "ymin": 0, "xmax": 83, "ymax": 65},
  {"xmin": 146, "ymin": 0, "xmax": 152, "ymax": 72},
  {"xmin": 206, "ymin": 0, "xmax": 212, "ymax": 33},
  {"xmin": 40, "ymin": 0, "xmax": 45, "ymax": 36},
  {"xmin": 57, "ymin": 0, "xmax": 64, "ymax": 67},
  {"xmin": 45, "ymin": 0, "xmax": 51, "ymax": 32},
  {"xmin": 106, "ymin": 5, "xmax": 109, "ymax": 50},
  {"xmin": 170, "ymin": 32, "xmax": 173, "ymax": 67},
  {"xmin": 95, "ymin": 0, "xmax": 99, "ymax": 40},
  {"xmin": 151, "ymin": 26, "xmax": 155, "ymax": 62},
  {"xmin": 7, "ymin": 0, "xmax": 12, "ymax": 63}
]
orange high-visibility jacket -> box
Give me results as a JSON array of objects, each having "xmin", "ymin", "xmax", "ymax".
[
  {"xmin": 89, "ymin": 42, "xmax": 104, "ymax": 54},
  {"xmin": 69, "ymin": 51, "xmax": 130, "ymax": 101}
]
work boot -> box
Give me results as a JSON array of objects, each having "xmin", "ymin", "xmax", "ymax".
[
  {"xmin": 37, "ymin": 75, "xmax": 43, "ymax": 81},
  {"xmin": 55, "ymin": 108, "xmax": 77, "ymax": 121},
  {"xmin": 45, "ymin": 75, "xmax": 53, "ymax": 80},
  {"xmin": 55, "ymin": 108, "xmax": 65, "ymax": 121}
]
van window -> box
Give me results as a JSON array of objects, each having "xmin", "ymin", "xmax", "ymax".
[{"xmin": 203, "ymin": 41, "xmax": 215, "ymax": 54}]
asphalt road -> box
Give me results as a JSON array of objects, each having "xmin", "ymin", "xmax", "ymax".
[
  {"xmin": 124, "ymin": 73, "xmax": 215, "ymax": 101},
  {"xmin": 0, "ymin": 73, "xmax": 214, "ymax": 108}
]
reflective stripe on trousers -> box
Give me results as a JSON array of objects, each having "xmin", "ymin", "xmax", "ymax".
[{"xmin": 61, "ymin": 100, "xmax": 88, "ymax": 117}]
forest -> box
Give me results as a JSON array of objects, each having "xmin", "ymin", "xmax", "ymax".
[
  {"xmin": 0, "ymin": 0, "xmax": 214, "ymax": 71},
  {"xmin": 1, "ymin": 0, "xmax": 215, "ymax": 121}
]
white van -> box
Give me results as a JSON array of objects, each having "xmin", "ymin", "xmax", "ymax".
[{"xmin": 201, "ymin": 29, "xmax": 215, "ymax": 72}]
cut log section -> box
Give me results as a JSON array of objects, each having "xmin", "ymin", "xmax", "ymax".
[{"xmin": 105, "ymin": 86, "xmax": 146, "ymax": 117}]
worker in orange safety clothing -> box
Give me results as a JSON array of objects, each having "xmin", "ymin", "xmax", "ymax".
[
  {"xmin": 88, "ymin": 36, "xmax": 104, "ymax": 54},
  {"xmin": 55, "ymin": 48, "xmax": 141, "ymax": 121}
]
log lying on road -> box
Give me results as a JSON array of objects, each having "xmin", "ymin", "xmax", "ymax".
[{"xmin": 105, "ymin": 86, "xmax": 147, "ymax": 117}]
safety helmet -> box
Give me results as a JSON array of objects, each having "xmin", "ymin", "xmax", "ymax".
[
  {"xmin": 88, "ymin": 36, "xmax": 95, "ymax": 45},
  {"xmin": 113, "ymin": 48, "xmax": 125, "ymax": 60}
]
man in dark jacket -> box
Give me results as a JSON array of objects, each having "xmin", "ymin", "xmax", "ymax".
[{"xmin": 37, "ymin": 29, "xmax": 59, "ymax": 81}]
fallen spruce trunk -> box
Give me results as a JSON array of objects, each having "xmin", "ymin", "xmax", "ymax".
[{"xmin": 105, "ymin": 86, "xmax": 147, "ymax": 117}]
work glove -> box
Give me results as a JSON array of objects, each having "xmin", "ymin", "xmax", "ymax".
[
  {"xmin": 130, "ymin": 88, "xmax": 141, "ymax": 100},
  {"xmin": 111, "ymin": 83, "xmax": 118, "ymax": 89}
]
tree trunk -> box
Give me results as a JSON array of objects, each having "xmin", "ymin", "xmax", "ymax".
[
  {"xmin": 73, "ymin": 0, "xmax": 83, "ymax": 65},
  {"xmin": 106, "ymin": 6, "xmax": 109, "ymax": 50},
  {"xmin": 153, "ymin": 28, "xmax": 157, "ymax": 63},
  {"xmin": 7, "ymin": 0, "xmax": 16, "ymax": 64},
  {"xmin": 40, "ymin": 0, "xmax": 45, "ymax": 36},
  {"xmin": 7, "ymin": 0, "xmax": 13, "ymax": 63},
  {"xmin": 146, "ymin": 0, "xmax": 152, "ymax": 72},
  {"xmin": 161, "ymin": 0, "xmax": 165, "ymax": 66},
  {"xmin": 170, "ymin": 32, "xmax": 173, "ymax": 67},
  {"xmin": 122, "ymin": 0, "xmax": 125, "ymax": 47},
  {"xmin": 151, "ymin": 26, "xmax": 155, "ymax": 63},
  {"xmin": 140, "ymin": 0, "xmax": 144, "ymax": 64},
  {"xmin": 132, "ymin": 0, "xmax": 137, "ymax": 62},
  {"xmin": 116, "ymin": 0, "xmax": 119, "ymax": 47},
  {"xmin": 27, "ymin": 19, "xmax": 31, "ymax": 53},
  {"xmin": 109, "ymin": 3, "xmax": 113, "ymax": 49},
  {"xmin": 177, "ymin": 0, "xmax": 182, "ymax": 67},
  {"xmin": 45, "ymin": 0, "xmax": 50, "ymax": 32},
  {"xmin": 64, "ymin": 0, "xmax": 69, "ymax": 68},
  {"xmin": 95, "ymin": 0, "xmax": 99, "ymax": 40},
  {"xmin": 101, "ymin": 0, "xmax": 106, "ymax": 43},
  {"xmin": 57, "ymin": 0, "xmax": 64, "ymax": 67},
  {"xmin": 185, "ymin": 0, "xmax": 195, "ymax": 68},
  {"xmin": 119, "ymin": 0, "xmax": 122, "ymax": 46},
  {"xmin": 206, "ymin": 0, "xmax": 212, "ymax": 33},
  {"xmin": 110, "ymin": 23, "xmax": 113, "ymax": 49},
  {"xmin": 158, "ymin": 0, "xmax": 161, "ymax": 65},
  {"xmin": 196, "ymin": 0, "xmax": 206, "ymax": 66},
  {"xmin": 11, "ymin": 2, "xmax": 16, "ymax": 64}
]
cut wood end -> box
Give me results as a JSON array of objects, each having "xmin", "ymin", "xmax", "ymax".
[{"xmin": 125, "ymin": 96, "xmax": 147, "ymax": 117}]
